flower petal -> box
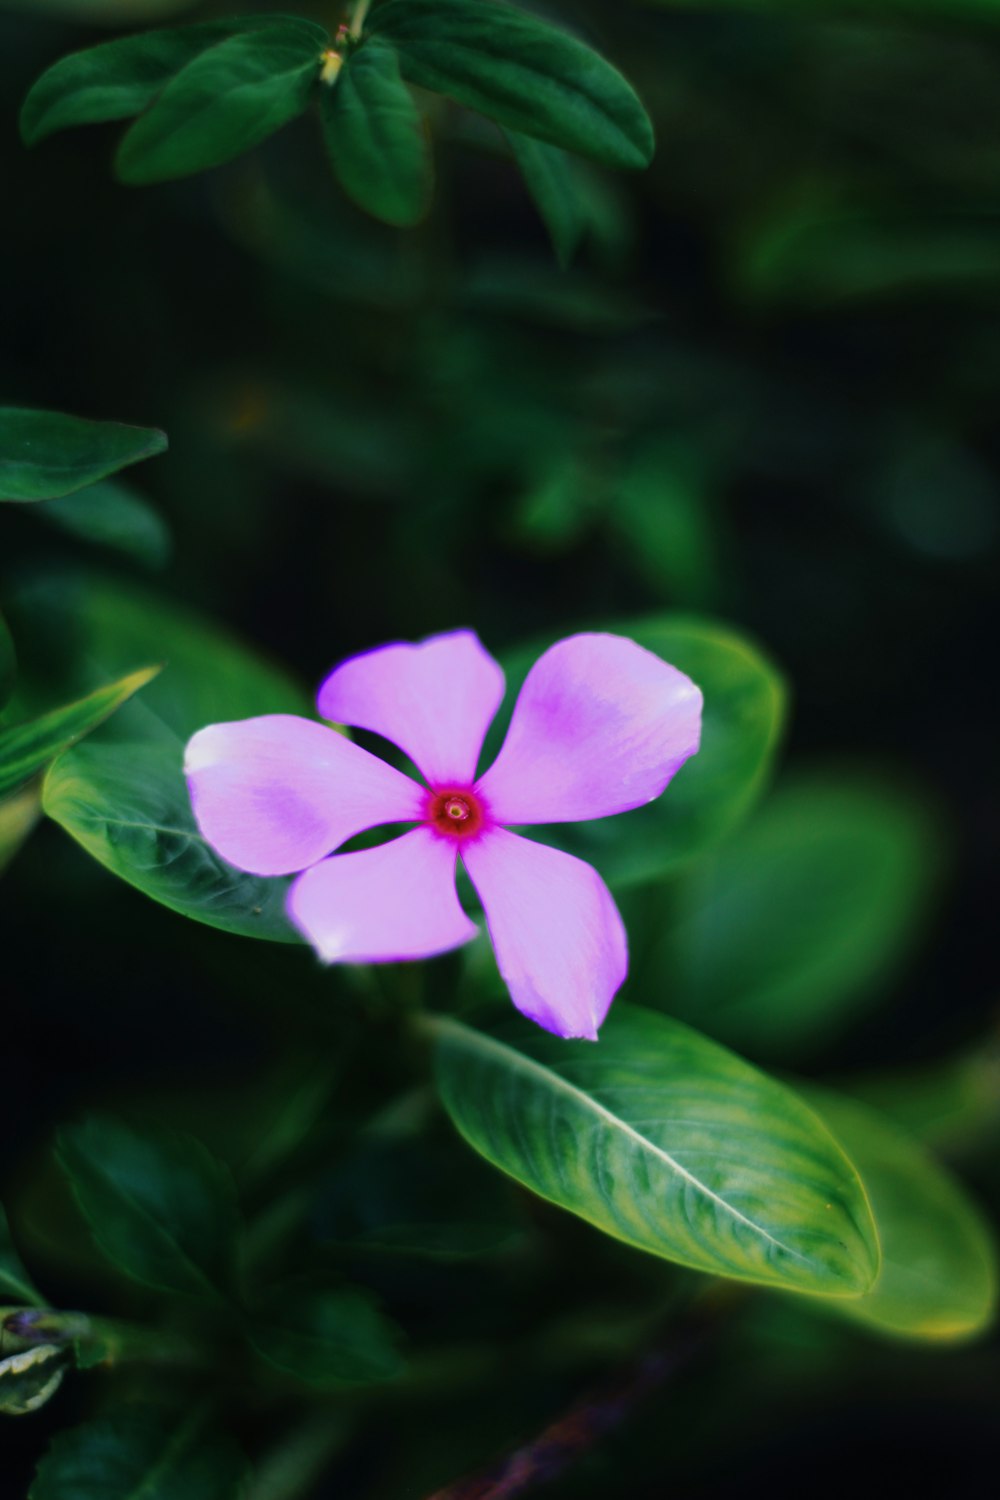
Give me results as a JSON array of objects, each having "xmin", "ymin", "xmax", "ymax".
[
  {"xmin": 317, "ymin": 631, "xmax": 505, "ymax": 785},
  {"xmin": 288, "ymin": 828, "xmax": 478, "ymax": 963},
  {"xmin": 476, "ymin": 633, "xmax": 702, "ymax": 824},
  {"xmin": 185, "ymin": 715, "xmax": 423, "ymax": 876},
  {"xmin": 463, "ymin": 829, "xmax": 627, "ymax": 1040}
]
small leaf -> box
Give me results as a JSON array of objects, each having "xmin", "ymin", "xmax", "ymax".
[
  {"xmin": 0, "ymin": 612, "xmax": 14, "ymax": 711},
  {"xmin": 0, "ymin": 666, "xmax": 159, "ymax": 799},
  {"xmin": 248, "ymin": 1279, "xmax": 404, "ymax": 1388},
  {"xmin": 56, "ymin": 1115, "xmax": 241, "ymax": 1299},
  {"xmin": 35, "ymin": 481, "xmax": 172, "ymax": 569},
  {"xmin": 0, "ymin": 1204, "xmax": 44, "ymax": 1307},
  {"xmin": 0, "ymin": 409, "xmax": 167, "ymax": 502},
  {"xmin": 116, "ymin": 23, "xmax": 327, "ymax": 185},
  {"xmin": 0, "ymin": 1345, "xmax": 68, "ymax": 1418},
  {"xmin": 30, "ymin": 1407, "xmax": 249, "ymax": 1500},
  {"xmin": 661, "ymin": 775, "xmax": 944, "ymax": 1060},
  {"xmin": 505, "ymin": 130, "xmax": 589, "ymax": 268},
  {"xmin": 322, "ymin": 39, "xmax": 432, "ymax": 228},
  {"xmin": 20, "ymin": 15, "xmax": 321, "ymax": 146},
  {"xmin": 808, "ymin": 1091, "xmax": 997, "ymax": 1342},
  {"xmin": 19, "ymin": 572, "xmax": 309, "ymax": 942},
  {"xmin": 431, "ymin": 1006, "xmax": 880, "ymax": 1297},
  {"xmin": 371, "ymin": 0, "xmax": 654, "ymax": 170}
]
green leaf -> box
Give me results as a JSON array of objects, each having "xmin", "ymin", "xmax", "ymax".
[
  {"xmin": 495, "ymin": 616, "xmax": 786, "ymax": 888},
  {"xmin": 808, "ymin": 1091, "xmax": 997, "ymax": 1342},
  {"xmin": 26, "ymin": 572, "xmax": 308, "ymax": 942},
  {"xmin": 116, "ymin": 23, "xmax": 327, "ymax": 185},
  {"xmin": 0, "ymin": 784, "xmax": 42, "ymax": 876},
  {"xmin": 322, "ymin": 40, "xmax": 433, "ymax": 228},
  {"xmin": 371, "ymin": 0, "xmax": 654, "ymax": 170},
  {"xmin": 0, "ymin": 612, "xmax": 14, "ymax": 711},
  {"xmin": 35, "ymin": 481, "xmax": 172, "ymax": 569},
  {"xmin": 431, "ymin": 1006, "xmax": 880, "ymax": 1297},
  {"xmin": 20, "ymin": 15, "xmax": 320, "ymax": 147},
  {"xmin": 56, "ymin": 1115, "xmax": 241, "ymax": 1299},
  {"xmin": 0, "ymin": 1345, "xmax": 68, "ymax": 1418},
  {"xmin": 660, "ymin": 775, "xmax": 943, "ymax": 1060},
  {"xmin": 30, "ymin": 1408, "xmax": 249, "ymax": 1500},
  {"xmin": 0, "ymin": 667, "xmax": 159, "ymax": 799},
  {"xmin": 505, "ymin": 130, "xmax": 588, "ymax": 268},
  {"xmin": 248, "ymin": 1279, "xmax": 404, "ymax": 1388},
  {"xmin": 0, "ymin": 1203, "xmax": 44, "ymax": 1307},
  {"xmin": 0, "ymin": 409, "xmax": 167, "ymax": 502}
]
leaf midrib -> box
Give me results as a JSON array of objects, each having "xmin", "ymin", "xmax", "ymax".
[{"xmin": 434, "ymin": 1017, "xmax": 816, "ymax": 1271}]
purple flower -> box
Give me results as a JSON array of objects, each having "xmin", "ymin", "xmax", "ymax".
[{"xmin": 184, "ymin": 632, "xmax": 702, "ymax": 1039}]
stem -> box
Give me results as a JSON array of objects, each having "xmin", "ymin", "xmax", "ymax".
[
  {"xmin": 246, "ymin": 1410, "xmax": 355, "ymax": 1500},
  {"xmin": 422, "ymin": 1302, "xmax": 721, "ymax": 1500},
  {"xmin": 348, "ymin": 0, "xmax": 373, "ymax": 40}
]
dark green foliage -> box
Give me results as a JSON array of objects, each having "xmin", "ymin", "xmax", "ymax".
[
  {"xmin": 0, "ymin": 410, "xmax": 166, "ymax": 502},
  {"xmin": 372, "ymin": 0, "xmax": 654, "ymax": 168},
  {"xmin": 55, "ymin": 1116, "xmax": 241, "ymax": 1298},
  {"xmin": 30, "ymin": 1409, "xmax": 249, "ymax": 1500}
]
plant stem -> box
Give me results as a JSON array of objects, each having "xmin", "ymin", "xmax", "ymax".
[
  {"xmin": 349, "ymin": 0, "xmax": 373, "ymax": 40},
  {"xmin": 422, "ymin": 1301, "xmax": 722, "ymax": 1500}
]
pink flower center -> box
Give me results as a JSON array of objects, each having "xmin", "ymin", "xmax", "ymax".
[{"xmin": 425, "ymin": 786, "xmax": 489, "ymax": 841}]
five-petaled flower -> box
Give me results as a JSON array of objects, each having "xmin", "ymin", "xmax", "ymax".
[{"xmin": 184, "ymin": 632, "xmax": 702, "ymax": 1039}]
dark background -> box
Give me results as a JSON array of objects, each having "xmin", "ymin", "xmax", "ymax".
[{"xmin": 2, "ymin": 2, "xmax": 999, "ymax": 1496}]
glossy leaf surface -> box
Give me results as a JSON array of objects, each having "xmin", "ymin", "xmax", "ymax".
[
  {"xmin": 0, "ymin": 409, "xmax": 166, "ymax": 502},
  {"xmin": 372, "ymin": 0, "xmax": 654, "ymax": 169},
  {"xmin": 432, "ymin": 1006, "xmax": 880, "ymax": 1296}
]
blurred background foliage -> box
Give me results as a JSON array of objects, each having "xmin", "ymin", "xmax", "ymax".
[{"xmin": 2, "ymin": 0, "xmax": 999, "ymax": 1496}]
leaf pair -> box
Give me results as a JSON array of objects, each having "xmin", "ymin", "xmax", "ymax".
[
  {"xmin": 432, "ymin": 1006, "xmax": 997, "ymax": 1341},
  {"xmin": 21, "ymin": 2, "xmax": 654, "ymax": 237}
]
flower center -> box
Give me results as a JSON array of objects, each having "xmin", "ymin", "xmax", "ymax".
[{"xmin": 425, "ymin": 786, "xmax": 488, "ymax": 841}]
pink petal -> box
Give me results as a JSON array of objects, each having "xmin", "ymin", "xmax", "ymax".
[
  {"xmin": 476, "ymin": 633, "xmax": 702, "ymax": 824},
  {"xmin": 317, "ymin": 631, "xmax": 505, "ymax": 785},
  {"xmin": 185, "ymin": 715, "xmax": 423, "ymax": 876},
  {"xmin": 463, "ymin": 829, "xmax": 627, "ymax": 1039},
  {"xmin": 287, "ymin": 828, "xmax": 478, "ymax": 963}
]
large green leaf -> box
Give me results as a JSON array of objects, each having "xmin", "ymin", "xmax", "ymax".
[
  {"xmin": 0, "ymin": 409, "xmax": 167, "ymax": 502},
  {"xmin": 0, "ymin": 611, "xmax": 14, "ymax": 710},
  {"xmin": 431, "ymin": 1006, "xmax": 880, "ymax": 1296},
  {"xmin": 248, "ymin": 1280, "xmax": 404, "ymax": 1388},
  {"xmin": 30, "ymin": 573, "xmax": 308, "ymax": 942},
  {"xmin": 116, "ymin": 22, "xmax": 327, "ymax": 185},
  {"xmin": 0, "ymin": 785, "xmax": 42, "ymax": 877},
  {"xmin": 809, "ymin": 1091, "xmax": 997, "ymax": 1341},
  {"xmin": 494, "ymin": 616, "xmax": 786, "ymax": 888},
  {"xmin": 56, "ymin": 1115, "xmax": 241, "ymax": 1299},
  {"xmin": 371, "ymin": 0, "xmax": 654, "ymax": 170},
  {"xmin": 30, "ymin": 1408, "xmax": 249, "ymax": 1500},
  {"xmin": 658, "ymin": 775, "xmax": 943, "ymax": 1059},
  {"xmin": 322, "ymin": 40, "xmax": 433, "ymax": 228},
  {"xmin": 20, "ymin": 15, "xmax": 315, "ymax": 146},
  {"xmin": 0, "ymin": 1203, "xmax": 44, "ymax": 1307},
  {"xmin": 35, "ymin": 481, "xmax": 172, "ymax": 569},
  {"xmin": 0, "ymin": 667, "xmax": 159, "ymax": 799}
]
